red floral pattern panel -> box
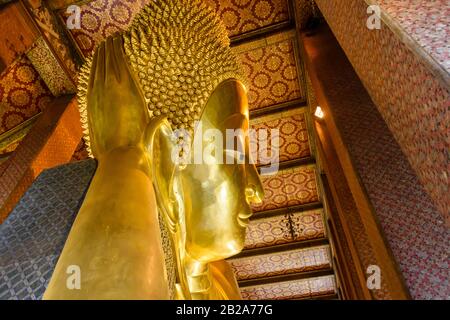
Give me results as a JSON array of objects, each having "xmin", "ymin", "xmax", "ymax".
[
  {"xmin": 229, "ymin": 245, "xmax": 331, "ymax": 280},
  {"xmin": 235, "ymin": 33, "xmax": 305, "ymax": 111},
  {"xmin": 204, "ymin": 0, "xmax": 290, "ymax": 37},
  {"xmin": 244, "ymin": 209, "xmax": 325, "ymax": 249},
  {"xmin": 250, "ymin": 108, "xmax": 311, "ymax": 165},
  {"xmin": 252, "ymin": 165, "xmax": 319, "ymax": 212},
  {"xmin": 0, "ymin": 56, "xmax": 52, "ymax": 134},
  {"xmin": 59, "ymin": 0, "xmax": 150, "ymax": 57},
  {"xmin": 240, "ymin": 275, "xmax": 336, "ymax": 299}
]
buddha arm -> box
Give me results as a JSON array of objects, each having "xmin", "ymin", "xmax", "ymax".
[{"xmin": 43, "ymin": 147, "xmax": 170, "ymax": 299}]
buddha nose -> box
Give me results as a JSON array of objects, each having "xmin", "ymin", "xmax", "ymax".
[{"xmin": 245, "ymin": 164, "xmax": 264, "ymax": 205}]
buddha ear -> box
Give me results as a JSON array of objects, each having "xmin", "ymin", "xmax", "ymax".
[{"xmin": 143, "ymin": 117, "xmax": 183, "ymax": 232}]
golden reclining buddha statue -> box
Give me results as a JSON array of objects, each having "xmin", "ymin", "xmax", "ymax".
[{"xmin": 43, "ymin": 0, "xmax": 264, "ymax": 300}]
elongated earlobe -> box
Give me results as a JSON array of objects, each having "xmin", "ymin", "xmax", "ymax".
[{"xmin": 143, "ymin": 117, "xmax": 182, "ymax": 232}]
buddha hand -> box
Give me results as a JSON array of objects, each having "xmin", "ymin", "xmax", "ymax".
[{"xmin": 86, "ymin": 35, "xmax": 149, "ymax": 157}]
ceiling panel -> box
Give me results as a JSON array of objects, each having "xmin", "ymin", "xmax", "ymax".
[
  {"xmin": 0, "ymin": 56, "xmax": 52, "ymax": 135},
  {"xmin": 250, "ymin": 108, "xmax": 311, "ymax": 165},
  {"xmin": 244, "ymin": 208, "xmax": 325, "ymax": 249},
  {"xmin": 229, "ymin": 245, "xmax": 331, "ymax": 281},
  {"xmin": 235, "ymin": 33, "xmax": 305, "ymax": 111},
  {"xmin": 252, "ymin": 165, "xmax": 319, "ymax": 212},
  {"xmin": 240, "ymin": 275, "xmax": 336, "ymax": 300},
  {"xmin": 204, "ymin": 0, "xmax": 290, "ymax": 37}
]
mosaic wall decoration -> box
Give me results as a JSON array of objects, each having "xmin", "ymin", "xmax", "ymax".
[
  {"xmin": 235, "ymin": 32, "xmax": 305, "ymax": 111},
  {"xmin": 0, "ymin": 56, "xmax": 53, "ymax": 135},
  {"xmin": 244, "ymin": 209, "xmax": 325, "ymax": 249},
  {"xmin": 59, "ymin": 0, "xmax": 150, "ymax": 57},
  {"xmin": 304, "ymin": 73, "xmax": 367, "ymax": 298},
  {"xmin": 230, "ymin": 245, "xmax": 330, "ymax": 281},
  {"xmin": 240, "ymin": 275, "xmax": 336, "ymax": 299},
  {"xmin": 315, "ymin": 0, "xmax": 450, "ymax": 223},
  {"xmin": 375, "ymin": 0, "xmax": 450, "ymax": 74},
  {"xmin": 252, "ymin": 165, "xmax": 319, "ymax": 212},
  {"xmin": 0, "ymin": 159, "xmax": 96, "ymax": 300},
  {"xmin": 303, "ymin": 18, "xmax": 449, "ymax": 298},
  {"xmin": 204, "ymin": 0, "xmax": 290, "ymax": 38},
  {"xmin": 250, "ymin": 108, "xmax": 311, "ymax": 165}
]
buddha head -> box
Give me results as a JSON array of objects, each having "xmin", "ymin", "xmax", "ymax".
[{"xmin": 125, "ymin": 0, "xmax": 264, "ymax": 262}]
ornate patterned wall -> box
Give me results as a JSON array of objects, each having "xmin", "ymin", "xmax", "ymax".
[
  {"xmin": 374, "ymin": 0, "xmax": 449, "ymax": 75},
  {"xmin": 0, "ymin": 56, "xmax": 52, "ymax": 135},
  {"xmin": 302, "ymin": 21, "xmax": 449, "ymax": 299},
  {"xmin": 59, "ymin": 0, "xmax": 150, "ymax": 57},
  {"xmin": 315, "ymin": 0, "xmax": 450, "ymax": 223},
  {"xmin": 26, "ymin": 37, "xmax": 75, "ymax": 96},
  {"xmin": 0, "ymin": 160, "xmax": 96, "ymax": 300}
]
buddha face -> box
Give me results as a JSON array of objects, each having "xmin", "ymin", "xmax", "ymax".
[{"xmin": 179, "ymin": 80, "xmax": 264, "ymax": 262}]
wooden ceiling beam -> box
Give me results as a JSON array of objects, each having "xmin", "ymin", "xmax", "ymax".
[
  {"xmin": 250, "ymin": 99, "xmax": 307, "ymax": 119},
  {"xmin": 251, "ymin": 201, "xmax": 323, "ymax": 221}
]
